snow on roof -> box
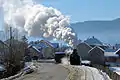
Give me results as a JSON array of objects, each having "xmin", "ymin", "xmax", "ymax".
[
  {"xmin": 51, "ymin": 43, "xmax": 59, "ymax": 48},
  {"xmin": 105, "ymin": 48, "xmax": 116, "ymax": 52},
  {"xmin": 104, "ymin": 52, "xmax": 119, "ymax": 57},
  {"xmin": 0, "ymin": 64, "xmax": 5, "ymax": 72},
  {"xmin": 109, "ymin": 67, "xmax": 120, "ymax": 72},
  {"xmin": 55, "ymin": 52, "xmax": 65, "ymax": 54},
  {"xmin": 32, "ymin": 46, "xmax": 41, "ymax": 53},
  {"xmin": 106, "ymin": 62, "xmax": 120, "ymax": 67},
  {"xmin": 115, "ymin": 72, "xmax": 120, "ymax": 75},
  {"xmin": 40, "ymin": 40, "xmax": 55, "ymax": 48},
  {"xmin": 84, "ymin": 36, "xmax": 103, "ymax": 46},
  {"xmin": 45, "ymin": 41, "xmax": 55, "ymax": 48},
  {"xmin": 114, "ymin": 48, "xmax": 120, "ymax": 54},
  {"xmin": 109, "ymin": 67, "xmax": 120, "ymax": 75},
  {"xmin": 28, "ymin": 44, "xmax": 32, "ymax": 48},
  {"xmin": 88, "ymin": 46, "xmax": 105, "ymax": 53},
  {"xmin": 81, "ymin": 60, "xmax": 91, "ymax": 64},
  {"xmin": 0, "ymin": 40, "xmax": 8, "ymax": 48}
]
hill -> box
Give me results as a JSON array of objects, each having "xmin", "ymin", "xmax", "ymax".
[{"xmin": 70, "ymin": 18, "xmax": 120, "ymax": 44}]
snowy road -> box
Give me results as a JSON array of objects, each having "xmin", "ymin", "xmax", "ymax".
[
  {"xmin": 15, "ymin": 63, "xmax": 69, "ymax": 80},
  {"xmin": 14, "ymin": 61, "xmax": 111, "ymax": 80}
]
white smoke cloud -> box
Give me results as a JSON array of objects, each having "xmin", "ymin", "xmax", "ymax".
[{"xmin": 1, "ymin": 0, "xmax": 78, "ymax": 46}]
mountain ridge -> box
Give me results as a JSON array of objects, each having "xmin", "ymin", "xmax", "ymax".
[{"xmin": 70, "ymin": 18, "xmax": 120, "ymax": 44}]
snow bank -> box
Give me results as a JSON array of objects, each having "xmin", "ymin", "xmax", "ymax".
[
  {"xmin": 64, "ymin": 65, "xmax": 111, "ymax": 80},
  {"xmin": 61, "ymin": 57, "xmax": 111, "ymax": 80}
]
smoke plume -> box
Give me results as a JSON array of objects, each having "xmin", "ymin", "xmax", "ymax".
[{"xmin": 1, "ymin": 0, "xmax": 78, "ymax": 46}]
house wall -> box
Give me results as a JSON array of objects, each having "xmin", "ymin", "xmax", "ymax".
[
  {"xmin": 105, "ymin": 57, "xmax": 117, "ymax": 62},
  {"xmin": 116, "ymin": 58, "xmax": 120, "ymax": 63},
  {"xmin": 105, "ymin": 57, "xmax": 120, "ymax": 65},
  {"xmin": 77, "ymin": 43, "xmax": 92, "ymax": 60},
  {"xmin": 29, "ymin": 48, "xmax": 38, "ymax": 57},
  {"xmin": 88, "ymin": 47, "xmax": 105, "ymax": 65},
  {"xmin": 42, "ymin": 47, "xmax": 54, "ymax": 59}
]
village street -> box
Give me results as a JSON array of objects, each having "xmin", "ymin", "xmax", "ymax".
[
  {"xmin": 14, "ymin": 60, "xmax": 111, "ymax": 80},
  {"xmin": 15, "ymin": 62, "xmax": 69, "ymax": 80}
]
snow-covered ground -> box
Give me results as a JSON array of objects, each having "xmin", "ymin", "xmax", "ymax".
[
  {"xmin": 61, "ymin": 57, "xmax": 111, "ymax": 80},
  {"xmin": 64, "ymin": 65, "xmax": 111, "ymax": 80},
  {"xmin": 13, "ymin": 59, "xmax": 111, "ymax": 80}
]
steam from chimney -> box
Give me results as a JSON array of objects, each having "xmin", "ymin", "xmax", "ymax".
[{"xmin": 1, "ymin": 0, "xmax": 78, "ymax": 46}]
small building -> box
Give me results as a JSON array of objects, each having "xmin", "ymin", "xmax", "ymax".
[
  {"xmin": 77, "ymin": 42, "xmax": 92, "ymax": 60},
  {"xmin": 88, "ymin": 46, "xmax": 105, "ymax": 65}
]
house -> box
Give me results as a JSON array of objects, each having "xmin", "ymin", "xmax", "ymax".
[
  {"xmin": 29, "ymin": 40, "xmax": 57, "ymax": 59},
  {"xmin": 88, "ymin": 46, "xmax": 105, "ymax": 65},
  {"xmin": 104, "ymin": 52, "xmax": 120, "ymax": 66},
  {"xmin": 40, "ymin": 40, "xmax": 56, "ymax": 59},
  {"xmin": 84, "ymin": 36, "xmax": 107, "ymax": 49},
  {"xmin": 108, "ymin": 67, "xmax": 120, "ymax": 80},
  {"xmin": 42, "ymin": 47, "xmax": 55, "ymax": 59},
  {"xmin": 28, "ymin": 45, "xmax": 43, "ymax": 59},
  {"xmin": 77, "ymin": 42, "xmax": 92, "ymax": 60}
]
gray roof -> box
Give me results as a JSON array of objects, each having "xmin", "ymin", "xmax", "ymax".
[
  {"xmin": 29, "ymin": 40, "xmax": 58, "ymax": 48},
  {"xmin": 77, "ymin": 42, "xmax": 92, "ymax": 48},
  {"xmin": 84, "ymin": 37, "xmax": 103, "ymax": 46}
]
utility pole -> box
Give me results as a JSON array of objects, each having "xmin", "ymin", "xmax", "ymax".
[
  {"xmin": 7, "ymin": 26, "xmax": 14, "ymax": 76},
  {"xmin": 9, "ymin": 27, "xmax": 12, "ymax": 62}
]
